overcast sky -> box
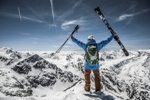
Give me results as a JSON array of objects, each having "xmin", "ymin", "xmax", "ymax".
[{"xmin": 0, "ymin": 0, "xmax": 150, "ymax": 51}]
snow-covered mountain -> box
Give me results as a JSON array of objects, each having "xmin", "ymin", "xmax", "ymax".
[{"xmin": 0, "ymin": 47, "xmax": 150, "ymax": 100}]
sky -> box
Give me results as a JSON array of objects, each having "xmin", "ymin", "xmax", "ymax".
[{"xmin": 0, "ymin": 0, "xmax": 150, "ymax": 51}]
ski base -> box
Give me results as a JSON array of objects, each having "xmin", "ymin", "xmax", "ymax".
[{"xmin": 94, "ymin": 7, "xmax": 129, "ymax": 56}]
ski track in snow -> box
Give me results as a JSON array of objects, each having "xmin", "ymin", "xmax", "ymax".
[{"xmin": 0, "ymin": 48, "xmax": 150, "ymax": 100}]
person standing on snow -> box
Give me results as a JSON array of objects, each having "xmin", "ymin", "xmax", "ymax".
[{"xmin": 71, "ymin": 34, "xmax": 113, "ymax": 92}]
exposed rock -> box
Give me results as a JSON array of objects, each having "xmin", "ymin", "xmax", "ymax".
[
  {"xmin": 39, "ymin": 73, "xmax": 57, "ymax": 86},
  {"xmin": 12, "ymin": 63, "xmax": 31, "ymax": 74}
]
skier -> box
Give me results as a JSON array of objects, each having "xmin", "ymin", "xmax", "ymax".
[{"xmin": 71, "ymin": 34, "xmax": 113, "ymax": 92}]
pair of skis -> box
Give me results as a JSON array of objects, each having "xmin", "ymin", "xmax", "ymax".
[{"xmin": 55, "ymin": 7, "xmax": 129, "ymax": 56}]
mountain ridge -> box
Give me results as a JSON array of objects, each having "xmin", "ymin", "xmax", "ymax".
[{"xmin": 0, "ymin": 47, "xmax": 150, "ymax": 100}]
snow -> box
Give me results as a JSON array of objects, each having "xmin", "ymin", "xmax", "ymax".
[
  {"xmin": 0, "ymin": 81, "xmax": 116, "ymax": 100},
  {"xmin": 0, "ymin": 47, "xmax": 150, "ymax": 100}
]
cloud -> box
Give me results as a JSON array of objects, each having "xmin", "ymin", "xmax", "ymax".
[
  {"xmin": 21, "ymin": 32, "xmax": 31, "ymax": 36},
  {"xmin": 135, "ymin": 8, "xmax": 150, "ymax": 15},
  {"xmin": 48, "ymin": 24, "xmax": 57, "ymax": 27},
  {"xmin": 57, "ymin": 0, "xmax": 83, "ymax": 21},
  {"xmin": 1, "ymin": 12, "xmax": 45, "ymax": 23},
  {"xmin": 61, "ymin": 19, "xmax": 86, "ymax": 30},
  {"xmin": 29, "ymin": 37, "xmax": 39, "ymax": 40},
  {"xmin": 18, "ymin": 7, "xmax": 22, "ymax": 21},
  {"xmin": 22, "ymin": 16, "xmax": 44, "ymax": 23},
  {"xmin": 50, "ymin": 0, "xmax": 55, "ymax": 22},
  {"xmin": 32, "ymin": 41, "xmax": 38, "ymax": 45},
  {"xmin": 117, "ymin": 14, "xmax": 134, "ymax": 21},
  {"xmin": 116, "ymin": 8, "xmax": 150, "ymax": 22},
  {"xmin": 29, "ymin": 37, "xmax": 39, "ymax": 45}
]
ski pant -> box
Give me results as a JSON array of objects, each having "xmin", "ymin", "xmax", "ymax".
[{"xmin": 84, "ymin": 69, "xmax": 102, "ymax": 91}]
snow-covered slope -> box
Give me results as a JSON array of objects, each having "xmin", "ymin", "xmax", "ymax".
[{"xmin": 0, "ymin": 47, "xmax": 150, "ymax": 100}]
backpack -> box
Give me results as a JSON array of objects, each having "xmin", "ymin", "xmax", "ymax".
[{"xmin": 85, "ymin": 44, "xmax": 99, "ymax": 64}]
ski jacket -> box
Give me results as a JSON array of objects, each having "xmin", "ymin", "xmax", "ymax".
[{"xmin": 71, "ymin": 35, "xmax": 113, "ymax": 70}]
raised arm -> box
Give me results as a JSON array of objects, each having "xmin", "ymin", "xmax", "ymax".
[
  {"xmin": 97, "ymin": 35, "xmax": 113, "ymax": 51},
  {"xmin": 71, "ymin": 36, "xmax": 86, "ymax": 50}
]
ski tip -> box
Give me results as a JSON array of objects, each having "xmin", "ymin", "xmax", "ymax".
[
  {"xmin": 94, "ymin": 7, "xmax": 100, "ymax": 12},
  {"xmin": 124, "ymin": 51, "xmax": 129, "ymax": 56},
  {"xmin": 125, "ymin": 53, "xmax": 129, "ymax": 56},
  {"xmin": 94, "ymin": 7, "xmax": 102, "ymax": 15},
  {"xmin": 75, "ymin": 25, "xmax": 79, "ymax": 30}
]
